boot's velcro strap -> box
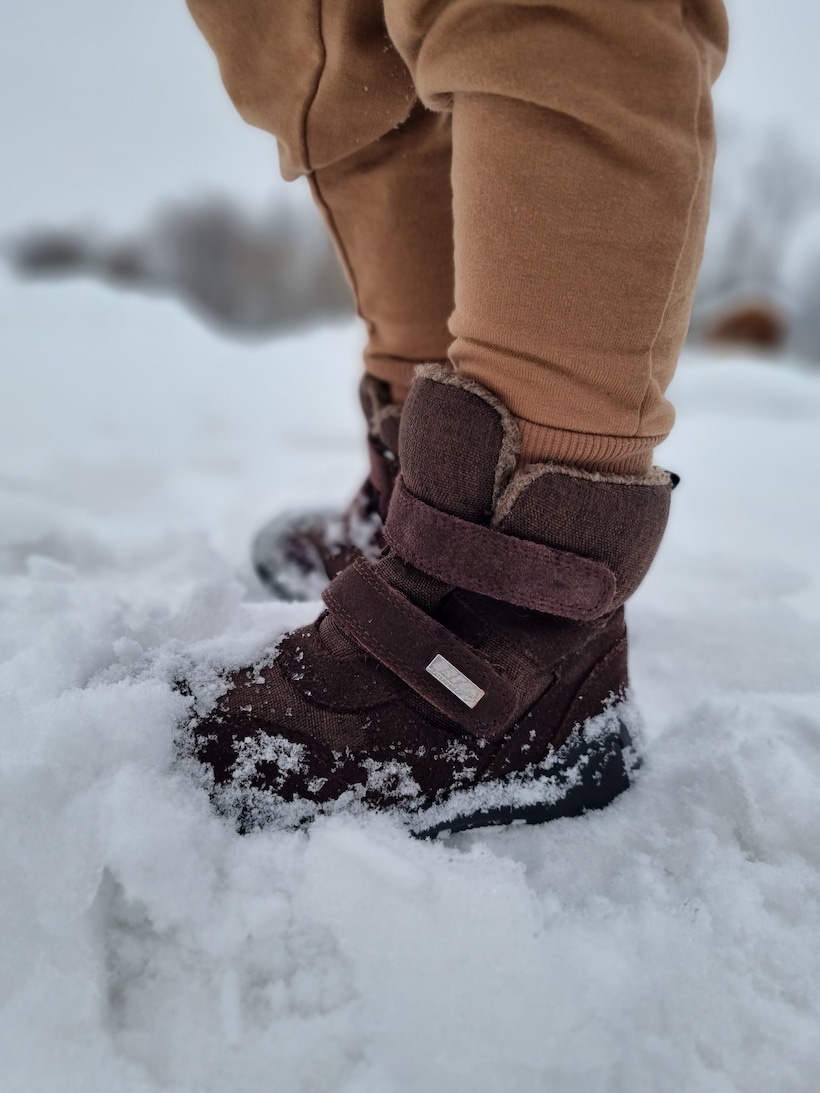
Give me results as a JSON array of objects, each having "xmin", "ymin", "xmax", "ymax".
[
  {"xmin": 323, "ymin": 558, "xmax": 515, "ymax": 740},
  {"xmin": 384, "ymin": 478, "xmax": 616, "ymax": 621}
]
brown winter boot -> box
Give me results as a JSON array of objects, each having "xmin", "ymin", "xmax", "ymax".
[
  {"xmin": 252, "ymin": 375, "xmax": 403, "ymax": 599},
  {"xmin": 189, "ymin": 366, "xmax": 674, "ymax": 836}
]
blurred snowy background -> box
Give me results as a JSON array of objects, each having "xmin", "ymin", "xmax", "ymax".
[
  {"xmin": 2, "ymin": 3, "xmax": 820, "ymax": 1092},
  {"xmin": 4, "ymin": 1, "xmax": 820, "ymax": 355}
]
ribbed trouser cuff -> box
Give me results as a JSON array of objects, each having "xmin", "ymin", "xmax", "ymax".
[
  {"xmin": 365, "ymin": 358, "xmax": 448, "ymax": 402},
  {"xmin": 517, "ymin": 418, "xmax": 661, "ymax": 474}
]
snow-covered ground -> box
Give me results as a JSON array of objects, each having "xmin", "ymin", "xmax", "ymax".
[
  {"xmin": 4, "ymin": 1, "xmax": 820, "ymax": 1089},
  {"xmin": 2, "ymin": 271, "xmax": 820, "ymax": 1092}
]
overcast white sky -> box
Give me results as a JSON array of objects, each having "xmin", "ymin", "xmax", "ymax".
[
  {"xmin": 716, "ymin": 0, "xmax": 820, "ymax": 145},
  {"xmin": 0, "ymin": 0, "xmax": 817, "ymax": 234}
]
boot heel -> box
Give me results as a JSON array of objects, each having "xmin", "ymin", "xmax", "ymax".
[
  {"xmin": 413, "ymin": 636, "xmax": 640, "ymax": 838},
  {"xmin": 412, "ymin": 701, "xmax": 639, "ymax": 838}
]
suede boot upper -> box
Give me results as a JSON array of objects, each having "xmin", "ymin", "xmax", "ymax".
[{"xmin": 192, "ymin": 367, "xmax": 674, "ymax": 830}]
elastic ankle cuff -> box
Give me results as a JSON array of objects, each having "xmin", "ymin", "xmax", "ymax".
[{"xmin": 517, "ymin": 418, "xmax": 662, "ymax": 474}]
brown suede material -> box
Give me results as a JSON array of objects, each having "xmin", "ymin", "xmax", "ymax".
[
  {"xmin": 276, "ymin": 624, "xmax": 401, "ymax": 710},
  {"xmin": 378, "ymin": 414, "xmax": 402, "ymax": 458},
  {"xmin": 480, "ymin": 618, "xmax": 629, "ymax": 781},
  {"xmin": 495, "ymin": 464, "xmax": 673, "ymax": 606},
  {"xmin": 359, "ymin": 375, "xmax": 402, "ymax": 519},
  {"xmin": 399, "ymin": 371, "xmax": 515, "ymax": 523},
  {"xmin": 361, "ymin": 374, "xmax": 402, "ymax": 447},
  {"xmin": 366, "ymin": 438, "xmax": 396, "ymax": 521},
  {"xmin": 324, "ymin": 558, "xmax": 515, "ymax": 738},
  {"xmin": 359, "ymin": 374, "xmax": 390, "ymax": 425},
  {"xmin": 193, "ymin": 369, "xmax": 671, "ymax": 824},
  {"xmin": 384, "ymin": 477, "xmax": 616, "ymax": 619}
]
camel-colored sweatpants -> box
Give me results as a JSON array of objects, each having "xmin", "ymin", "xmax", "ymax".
[{"xmin": 188, "ymin": 0, "xmax": 728, "ymax": 471}]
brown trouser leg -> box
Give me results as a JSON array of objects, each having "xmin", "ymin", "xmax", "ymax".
[
  {"xmin": 188, "ymin": 0, "xmax": 728, "ymax": 471},
  {"xmin": 311, "ymin": 104, "xmax": 454, "ymax": 395},
  {"xmin": 186, "ymin": 1, "xmax": 454, "ymax": 394}
]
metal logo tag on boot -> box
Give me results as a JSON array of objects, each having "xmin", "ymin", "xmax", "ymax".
[{"xmin": 426, "ymin": 654, "xmax": 485, "ymax": 708}]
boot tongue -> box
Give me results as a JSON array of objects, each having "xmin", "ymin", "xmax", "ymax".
[{"xmin": 398, "ymin": 368, "xmax": 519, "ymax": 524}]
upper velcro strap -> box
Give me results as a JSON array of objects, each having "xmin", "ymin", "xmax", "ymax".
[
  {"xmin": 384, "ymin": 478, "xmax": 617, "ymax": 621},
  {"xmin": 322, "ymin": 558, "xmax": 516, "ymax": 741}
]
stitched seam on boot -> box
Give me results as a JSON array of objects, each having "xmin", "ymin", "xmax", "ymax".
[
  {"xmin": 492, "ymin": 463, "xmax": 673, "ymax": 527},
  {"xmin": 325, "ymin": 564, "xmax": 509, "ymax": 733},
  {"xmin": 448, "ymin": 589, "xmax": 545, "ymax": 678},
  {"xmin": 326, "ymin": 595, "xmax": 496, "ymax": 728},
  {"xmin": 385, "ymin": 481, "xmax": 615, "ymax": 618}
]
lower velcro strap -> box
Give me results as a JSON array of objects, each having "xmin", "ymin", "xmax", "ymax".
[
  {"xmin": 384, "ymin": 478, "xmax": 616, "ymax": 620},
  {"xmin": 323, "ymin": 558, "xmax": 515, "ymax": 740}
]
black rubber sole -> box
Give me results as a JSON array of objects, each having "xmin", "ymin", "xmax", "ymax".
[{"xmin": 411, "ymin": 717, "xmax": 639, "ymax": 839}]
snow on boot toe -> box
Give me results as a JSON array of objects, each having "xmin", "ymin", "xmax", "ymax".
[{"xmin": 190, "ymin": 366, "xmax": 673, "ymax": 833}]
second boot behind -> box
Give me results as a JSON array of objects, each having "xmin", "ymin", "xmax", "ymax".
[
  {"xmin": 252, "ymin": 376, "xmax": 402, "ymax": 599},
  {"xmin": 191, "ymin": 366, "xmax": 674, "ymax": 835}
]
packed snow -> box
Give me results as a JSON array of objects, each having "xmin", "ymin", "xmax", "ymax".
[
  {"xmin": 2, "ymin": 272, "xmax": 820, "ymax": 1092},
  {"xmin": 4, "ymin": 0, "xmax": 820, "ymax": 1089}
]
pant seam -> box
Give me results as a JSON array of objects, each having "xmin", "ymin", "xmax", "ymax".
[
  {"xmin": 301, "ymin": 0, "xmax": 327, "ymax": 172},
  {"xmin": 310, "ymin": 174, "xmax": 366, "ymax": 328},
  {"xmin": 635, "ymin": 9, "xmax": 708, "ymax": 438}
]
